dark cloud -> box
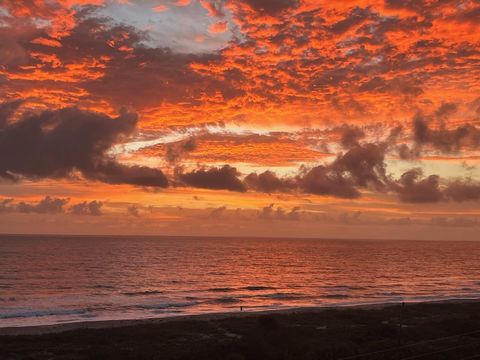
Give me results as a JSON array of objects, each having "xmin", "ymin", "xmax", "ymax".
[
  {"xmin": 240, "ymin": 0, "xmax": 299, "ymax": 14},
  {"xmin": 127, "ymin": 205, "xmax": 140, "ymax": 217},
  {"xmin": 244, "ymin": 140, "xmax": 480, "ymax": 203},
  {"xmin": 70, "ymin": 200, "xmax": 103, "ymax": 216},
  {"xmin": 0, "ymin": 104, "xmax": 168, "ymax": 187},
  {"xmin": 17, "ymin": 196, "xmax": 69, "ymax": 214},
  {"xmin": 339, "ymin": 126, "xmax": 365, "ymax": 148},
  {"xmin": 0, "ymin": 196, "xmax": 83, "ymax": 215},
  {"xmin": 0, "ymin": 198, "xmax": 14, "ymax": 213},
  {"xmin": 435, "ymin": 102, "xmax": 457, "ymax": 123},
  {"xmin": 330, "ymin": 143, "xmax": 388, "ymax": 189},
  {"xmin": 298, "ymin": 165, "xmax": 361, "ymax": 199},
  {"xmin": 245, "ymin": 170, "xmax": 296, "ymax": 193},
  {"xmin": 337, "ymin": 211, "xmax": 362, "ymax": 225},
  {"xmin": 84, "ymin": 162, "xmax": 169, "ymax": 188},
  {"xmin": 258, "ymin": 204, "xmax": 301, "ymax": 221},
  {"xmin": 330, "ymin": 7, "xmax": 371, "ymax": 35},
  {"xmin": 208, "ymin": 206, "xmax": 227, "ymax": 218},
  {"xmin": 384, "ymin": 0, "xmax": 457, "ymax": 16},
  {"xmin": 83, "ymin": 47, "xmax": 242, "ymax": 109},
  {"xmin": 392, "ymin": 169, "xmax": 443, "ymax": 203},
  {"xmin": 0, "ymin": 99, "xmax": 23, "ymax": 127},
  {"xmin": 359, "ymin": 76, "xmax": 424, "ymax": 97},
  {"xmin": 178, "ymin": 165, "xmax": 246, "ymax": 192},
  {"xmin": 0, "ymin": 13, "xmax": 244, "ymax": 110},
  {"xmin": 448, "ymin": 3, "xmax": 480, "ymax": 24},
  {"xmin": 397, "ymin": 143, "xmax": 420, "ymax": 160},
  {"xmin": 165, "ymin": 138, "xmax": 197, "ymax": 165},
  {"xmin": 60, "ymin": 17, "xmax": 244, "ymax": 109},
  {"xmin": 444, "ymin": 180, "xmax": 480, "ymax": 202},
  {"xmin": 413, "ymin": 112, "xmax": 480, "ymax": 152},
  {"xmin": 413, "ymin": 112, "xmax": 430, "ymax": 144},
  {"xmin": 247, "ymin": 142, "xmax": 389, "ymax": 198},
  {"xmin": 258, "ymin": 204, "xmax": 274, "ymax": 220},
  {"xmin": 0, "ymin": 23, "xmax": 37, "ymax": 69},
  {"xmin": 390, "ymin": 170, "xmax": 480, "ymax": 204}
]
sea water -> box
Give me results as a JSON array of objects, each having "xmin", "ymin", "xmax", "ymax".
[{"xmin": 1, "ymin": 235, "xmax": 479, "ymax": 327}]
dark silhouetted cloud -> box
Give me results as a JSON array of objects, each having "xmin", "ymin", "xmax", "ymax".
[
  {"xmin": 298, "ymin": 165, "xmax": 361, "ymax": 199},
  {"xmin": 392, "ymin": 169, "xmax": 443, "ymax": 203},
  {"xmin": 258, "ymin": 204, "xmax": 301, "ymax": 220},
  {"xmin": 413, "ymin": 112, "xmax": 480, "ymax": 153},
  {"xmin": 70, "ymin": 200, "xmax": 103, "ymax": 216},
  {"xmin": 339, "ymin": 125, "xmax": 365, "ymax": 148},
  {"xmin": 240, "ymin": 0, "xmax": 298, "ymax": 14},
  {"xmin": 245, "ymin": 170, "xmax": 296, "ymax": 193},
  {"xmin": 178, "ymin": 165, "xmax": 246, "ymax": 192},
  {"xmin": 127, "ymin": 205, "xmax": 140, "ymax": 217},
  {"xmin": 17, "ymin": 196, "xmax": 69, "ymax": 214},
  {"xmin": 165, "ymin": 137, "xmax": 197, "ymax": 165},
  {"xmin": 0, "ymin": 99, "xmax": 23, "ymax": 128},
  {"xmin": 246, "ymin": 142, "xmax": 389, "ymax": 198},
  {"xmin": 444, "ymin": 180, "xmax": 480, "ymax": 202},
  {"xmin": 208, "ymin": 205, "xmax": 227, "ymax": 218},
  {"xmin": 0, "ymin": 104, "xmax": 168, "ymax": 187}
]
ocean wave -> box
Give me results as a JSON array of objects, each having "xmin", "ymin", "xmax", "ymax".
[
  {"xmin": 380, "ymin": 291, "xmax": 405, "ymax": 296},
  {"xmin": 0, "ymin": 297, "xmax": 16, "ymax": 302},
  {"xmin": 0, "ymin": 309, "xmax": 88, "ymax": 320},
  {"xmin": 135, "ymin": 301, "xmax": 197, "ymax": 310},
  {"xmin": 322, "ymin": 285, "xmax": 367, "ymax": 291},
  {"xmin": 122, "ymin": 290, "xmax": 163, "ymax": 296},
  {"xmin": 260, "ymin": 292, "xmax": 305, "ymax": 300},
  {"xmin": 208, "ymin": 287, "xmax": 235, "ymax": 293},
  {"xmin": 322, "ymin": 294, "xmax": 350, "ymax": 299},
  {"xmin": 243, "ymin": 286, "xmax": 276, "ymax": 291},
  {"xmin": 207, "ymin": 286, "xmax": 276, "ymax": 293},
  {"xmin": 91, "ymin": 284, "xmax": 115, "ymax": 289},
  {"xmin": 210, "ymin": 297, "xmax": 241, "ymax": 304}
]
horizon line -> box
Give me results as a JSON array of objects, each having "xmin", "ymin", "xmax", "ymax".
[{"xmin": 0, "ymin": 233, "xmax": 475, "ymax": 243}]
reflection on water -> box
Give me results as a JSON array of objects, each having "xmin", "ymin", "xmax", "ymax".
[{"xmin": 1, "ymin": 235, "xmax": 479, "ymax": 327}]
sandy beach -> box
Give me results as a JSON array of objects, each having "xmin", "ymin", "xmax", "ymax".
[
  {"xmin": 0, "ymin": 302, "xmax": 391, "ymax": 336},
  {"xmin": 2, "ymin": 300, "xmax": 480, "ymax": 359},
  {"xmin": 2, "ymin": 298, "xmax": 478, "ymax": 337}
]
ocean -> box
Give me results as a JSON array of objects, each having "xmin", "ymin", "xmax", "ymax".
[{"xmin": 1, "ymin": 235, "xmax": 479, "ymax": 328}]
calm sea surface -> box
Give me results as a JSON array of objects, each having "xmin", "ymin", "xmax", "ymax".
[{"xmin": 1, "ymin": 235, "xmax": 480, "ymax": 327}]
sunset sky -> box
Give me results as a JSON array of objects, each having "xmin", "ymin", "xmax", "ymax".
[{"xmin": 0, "ymin": 0, "xmax": 479, "ymax": 239}]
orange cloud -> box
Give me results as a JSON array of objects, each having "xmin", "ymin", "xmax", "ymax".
[
  {"xmin": 176, "ymin": 0, "xmax": 191, "ymax": 6},
  {"xmin": 1, "ymin": 0, "xmax": 480, "ymax": 235},
  {"xmin": 208, "ymin": 21, "xmax": 228, "ymax": 34},
  {"xmin": 200, "ymin": 0, "xmax": 224, "ymax": 17},
  {"xmin": 30, "ymin": 37, "xmax": 63, "ymax": 47},
  {"xmin": 152, "ymin": 4, "xmax": 168, "ymax": 12}
]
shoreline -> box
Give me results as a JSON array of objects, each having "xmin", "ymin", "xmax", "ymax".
[
  {"xmin": 2, "ymin": 297, "xmax": 479, "ymax": 337},
  {"xmin": 3, "ymin": 300, "xmax": 480, "ymax": 359}
]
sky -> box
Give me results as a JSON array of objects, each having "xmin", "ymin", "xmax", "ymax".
[{"xmin": 0, "ymin": 0, "xmax": 479, "ymax": 240}]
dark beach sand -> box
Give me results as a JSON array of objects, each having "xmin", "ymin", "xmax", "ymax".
[{"xmin": 1, "ymin": 300, "xmax": 480, "ymax": 359}]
